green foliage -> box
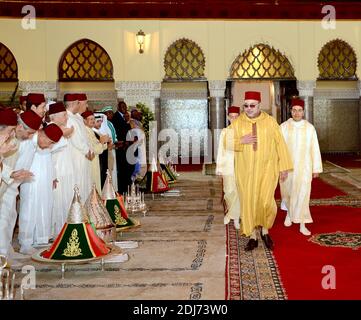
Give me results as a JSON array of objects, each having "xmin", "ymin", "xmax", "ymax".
[{"xmin": 136, "ymin": 102, "xmax": 155, "ymax": 139}]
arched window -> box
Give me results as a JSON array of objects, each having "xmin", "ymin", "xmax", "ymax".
[
  {"xmin": 164, "ymin": 38, "xmax": 206, "ymax": 80},
  {"xmin": 318, "ymin": 39, "xmax": 357, "ymax": 80},
  {"xmin": 0, "ymin": 43, "xmax": 18, "ymax": 81},
  {"xmin": 58, "ymin": 39, "xmax": 114, "ymax": 81},
  {"xmin": 230, "ymin": 43, "xmax": 295, "ymax": 80}
]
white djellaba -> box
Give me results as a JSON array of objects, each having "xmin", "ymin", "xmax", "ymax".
[{"xmin": 280, "ymin": 118, "xmax": 323, "ymax": 236}]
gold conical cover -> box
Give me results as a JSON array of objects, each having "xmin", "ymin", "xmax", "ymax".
[
  {"xmin": 67, "ymin": 185, "xmax": 89, "ymax": 224},
  {"xmin": 85, "ymin": 184, "xmax": 115, "ymax": 229},
  {"xmin": 101, "ymin": 169, "xmax": 117, "ymax": 200}
]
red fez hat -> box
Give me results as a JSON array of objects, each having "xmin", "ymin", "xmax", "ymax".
[
  {"xmin": 77, "ymin": 93, "xmax": 87, "ymax": 101},
  {"xmin": 64, "ymin": 93, "xmax": 78, "ymax": 102},
  {"xmin": 48, "ymin": 102, "xmax": 66, "ymax": 115},
  {"xmin": 291, "ymin": 98, "xmax": 305, "ymax": 109},
  {"xmin": 20, "ymin": 110, "xmax": 42, "ymax": 130},
  {"xmin": 19, "ymin": 96, "xmax": 27, "ymax": 104},
  {"xmin": 43, "ymin": 123, "xmax": 63, "ymax": 142},
  {"xmin": 0, "ymin": 108, "xmax": 18, "ymax": 126},
  {"xmin": 245, "ymin": 91, "xmax": 261, "ymax": 102},
  {"xmin": 81, "ymin": 110, "xmax": 93, "ymax": 119},
  {"xmin": 227, "ymin": 106, "xmax": 240, "ymax": 114},
  {"xmin": 27, "ymin": 93, "xmax": 46, "ymax": 105}
]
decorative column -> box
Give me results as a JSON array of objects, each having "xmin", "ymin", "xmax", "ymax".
[
  {"xmin": 209, "ymin": 80, "xmax": 226, "ymax": 162},
  {"xmin": 152, "ymin": 86, "xmax": 162, "ymax": 154},
  {"xmin": 357, "ymin": 80, "xmax": 361, "ymax": 152},
  {"xmin": 297, "ymin": 80, "xmax": 316, "ymax": 124}
]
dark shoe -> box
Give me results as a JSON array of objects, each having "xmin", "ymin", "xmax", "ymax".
[
  {"xmin": 261, "ymin": 233, "xmax": 274, "ymax": 250},
  {"xmin": 245, "ymin": 238, "xmax": 258, "ymax": 251}
]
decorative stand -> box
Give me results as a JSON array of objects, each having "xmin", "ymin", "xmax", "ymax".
[
  {"xmin": 124, "ymin": 182, "xmax": 148, "ymax": 217},
  {"xmin": 0, "ymin": 255, "xmax": 15, "ymax": 300},
  {"xmin": 32, "ymin": 244, "xmax": 122, "ymax": 280}
]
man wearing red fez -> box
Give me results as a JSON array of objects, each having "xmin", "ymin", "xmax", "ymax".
[
  {"xmin": 77, "ymin": 93, "xmax": 88, "ymax": 114},
  {"xmin": 18, "ymin": 123, "xmax": 64, "ymax": 254},
  {"xmin": 48, "ymin": 101, "xmax": 76, "ymax": 236},
  {"xmin": 280, "ymin": 98, "xmax": 322, "ymax": 236},
  {"xmin": 216, "ymin": 105, "xmax": 241, "ymax": 230},
  {"xmin": 26, "ymin": 93, "xmax": 47, "ymax": 119},
  {"xmin": 0, "ymin": 109, "xmax": 43, "ymax": 260},
  {"xmin": 64, "ymin": 93, "xmax": 92, "ymax": 201},
  {"xmin": 224, "ymin": 91, "xmax": 293, "ymax": 251}
]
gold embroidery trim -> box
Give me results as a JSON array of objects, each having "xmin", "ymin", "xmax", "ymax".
[
  {"xmin": 62, "ymin": 229, "xmax": 82, "ymax": 257},
  {"xmin": 114, "ymin": 205, "xmax": 127, "ymax": 226}
]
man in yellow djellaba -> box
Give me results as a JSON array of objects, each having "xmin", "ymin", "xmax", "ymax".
[{"xmin": 224, "ymin": 91, "xmax": 293, "ymax": 251}]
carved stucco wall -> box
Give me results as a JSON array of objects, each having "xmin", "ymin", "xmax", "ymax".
[{"xmin": 313, "ymin": 90, "xmax": 360, "ymax": 153}]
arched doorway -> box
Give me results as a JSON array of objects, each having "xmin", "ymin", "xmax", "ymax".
[
  {"xmin": 314, "ymin": 38, "xmax": 359, "ymax": 154},
  {"xmin": 228, "ymin": 43, "xmax": 297, "ymax": 124},
  {"xmin": 0, "ymin": 42, "xmax": 19, "ymax": 107},
  {"xmin": 161, "ymin": 38, "xmax": 209, "ymax": 163},
  {"xmin": 58, "ymin": 38, "xmax": 116, "ymax": 109}
]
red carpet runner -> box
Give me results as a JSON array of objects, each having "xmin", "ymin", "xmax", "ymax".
[
  {"xmin": 322, "ymin": 154, "xmax": 361, "ymax": 168},
  {"xmin": 274, "ymin": 177, "xmax": 347, "ymax": 199},
  {"xmin": 272, "ymin": 205, "xmax": 361, "ymax": 299}
]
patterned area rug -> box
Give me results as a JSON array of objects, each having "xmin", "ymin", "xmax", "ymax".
[
  {"xmin": 226, "ymin": 224, "xmax": 287, "ymax": 300},
  {"xmin": 309, "ymin": 231, "xmax": 361, "ymax": 250}
]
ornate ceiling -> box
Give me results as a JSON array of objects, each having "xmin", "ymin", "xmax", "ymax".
[{"xmin": 0, "ymin": 0, "xmax": 360, "ymax": 19}]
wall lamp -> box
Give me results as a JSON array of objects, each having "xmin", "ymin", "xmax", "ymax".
[{"xmin": 136, "ymin": 30, "xmax": 145, "ymax": 54}]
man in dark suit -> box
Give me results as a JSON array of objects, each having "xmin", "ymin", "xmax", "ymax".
[{"xmin": 111, "ymin": 101, "xmax": 136, "ymax": 193}]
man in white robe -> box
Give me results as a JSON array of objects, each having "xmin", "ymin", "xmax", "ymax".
[
  {"xmin": 64, "ymin": 93, "xmax": 92, "ymax": 201},
  {"xmin": 280, "ymin": 98, "xmax": 323, "ymax": 236},
  {"xmin": 216, "ymin": 106, "xmax": 241, "ymax": 229},
  {"xmin": 0, "ymin": 110, "xmax": 42, "ymax": 258},
  {"xmin": 18, "ymin": 124, "xmax": 64, "ymax": 254},
  {"xmin": 49, "ymin": 102, "xmax": 75, "ymax": 237},
  {"xmin": 0, "ymin": 109, "xmax": 18, "ymax": 193}
]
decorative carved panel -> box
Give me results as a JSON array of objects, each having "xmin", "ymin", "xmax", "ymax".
[
  {"xmin": 318, "ymin": 39, "xmax": 357, "ymax": 80},
  {"xmin": 230, "ymin": 43, "xmax": 295, "ymax": 80},
  {"xmin": 164, "ymin": 38, "xmax": 206, "ymax": 81},
  {"xmin": 59, "ymin": 39, "xmax": 114, "ymax": 81},
  {"xmin": 313, "ymin": 99, "xmax": 359, "ymax": 152},
  {"xmin": 0, "ymin": 43, "xmax": 18, "ymax": 82}
]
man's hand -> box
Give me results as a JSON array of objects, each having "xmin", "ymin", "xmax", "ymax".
[
  {"xmin": 53, "ymin": 179, "xmax": 59, "ymax": 189},
  {"xmin": 279, "ymin": 171, "xmax": 288, "ymax": 182},
  {"xmin": 312, "ymin": 173, "xmax": 319, "ymax": 179},
  {"xmin": 10, "ymin": 169, "xmax": 34, "ymax": 181},
  {"xmin": 85, "ymin": 150, "xmax": 93, "ymax": 160},
  {"xmin": 99, "ymin": 134, "xmax": 110, "ymax": 144},
  {"xmin": 241, "ymin": 133, "xmax": 257, "ymax": 145},
  {"xmin": 62, "ymin": 126, "xmax": 74, "ymax": 138},
  {"xmin": 115, "ymin": 141, "xmax": 124, "ymax": 149}
]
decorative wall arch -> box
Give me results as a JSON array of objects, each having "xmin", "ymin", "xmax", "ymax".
[
  {"xmin": 163, "ymin": 38, "xmax": 206, "ymax": 81},
  {"xmin": 58, "ymin": 38, "xmax": 114, "ymax": 81},
  {"xmin": 317, "ymin": 39, "xmax": 357, "ymax": 80},
  {"xmin": 229, "ymin": 43, "xmax": 295, "ymax": 80},
  {"xmin": 0, "ymin": 42, "xmax": 18, "ymax": 82}
]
